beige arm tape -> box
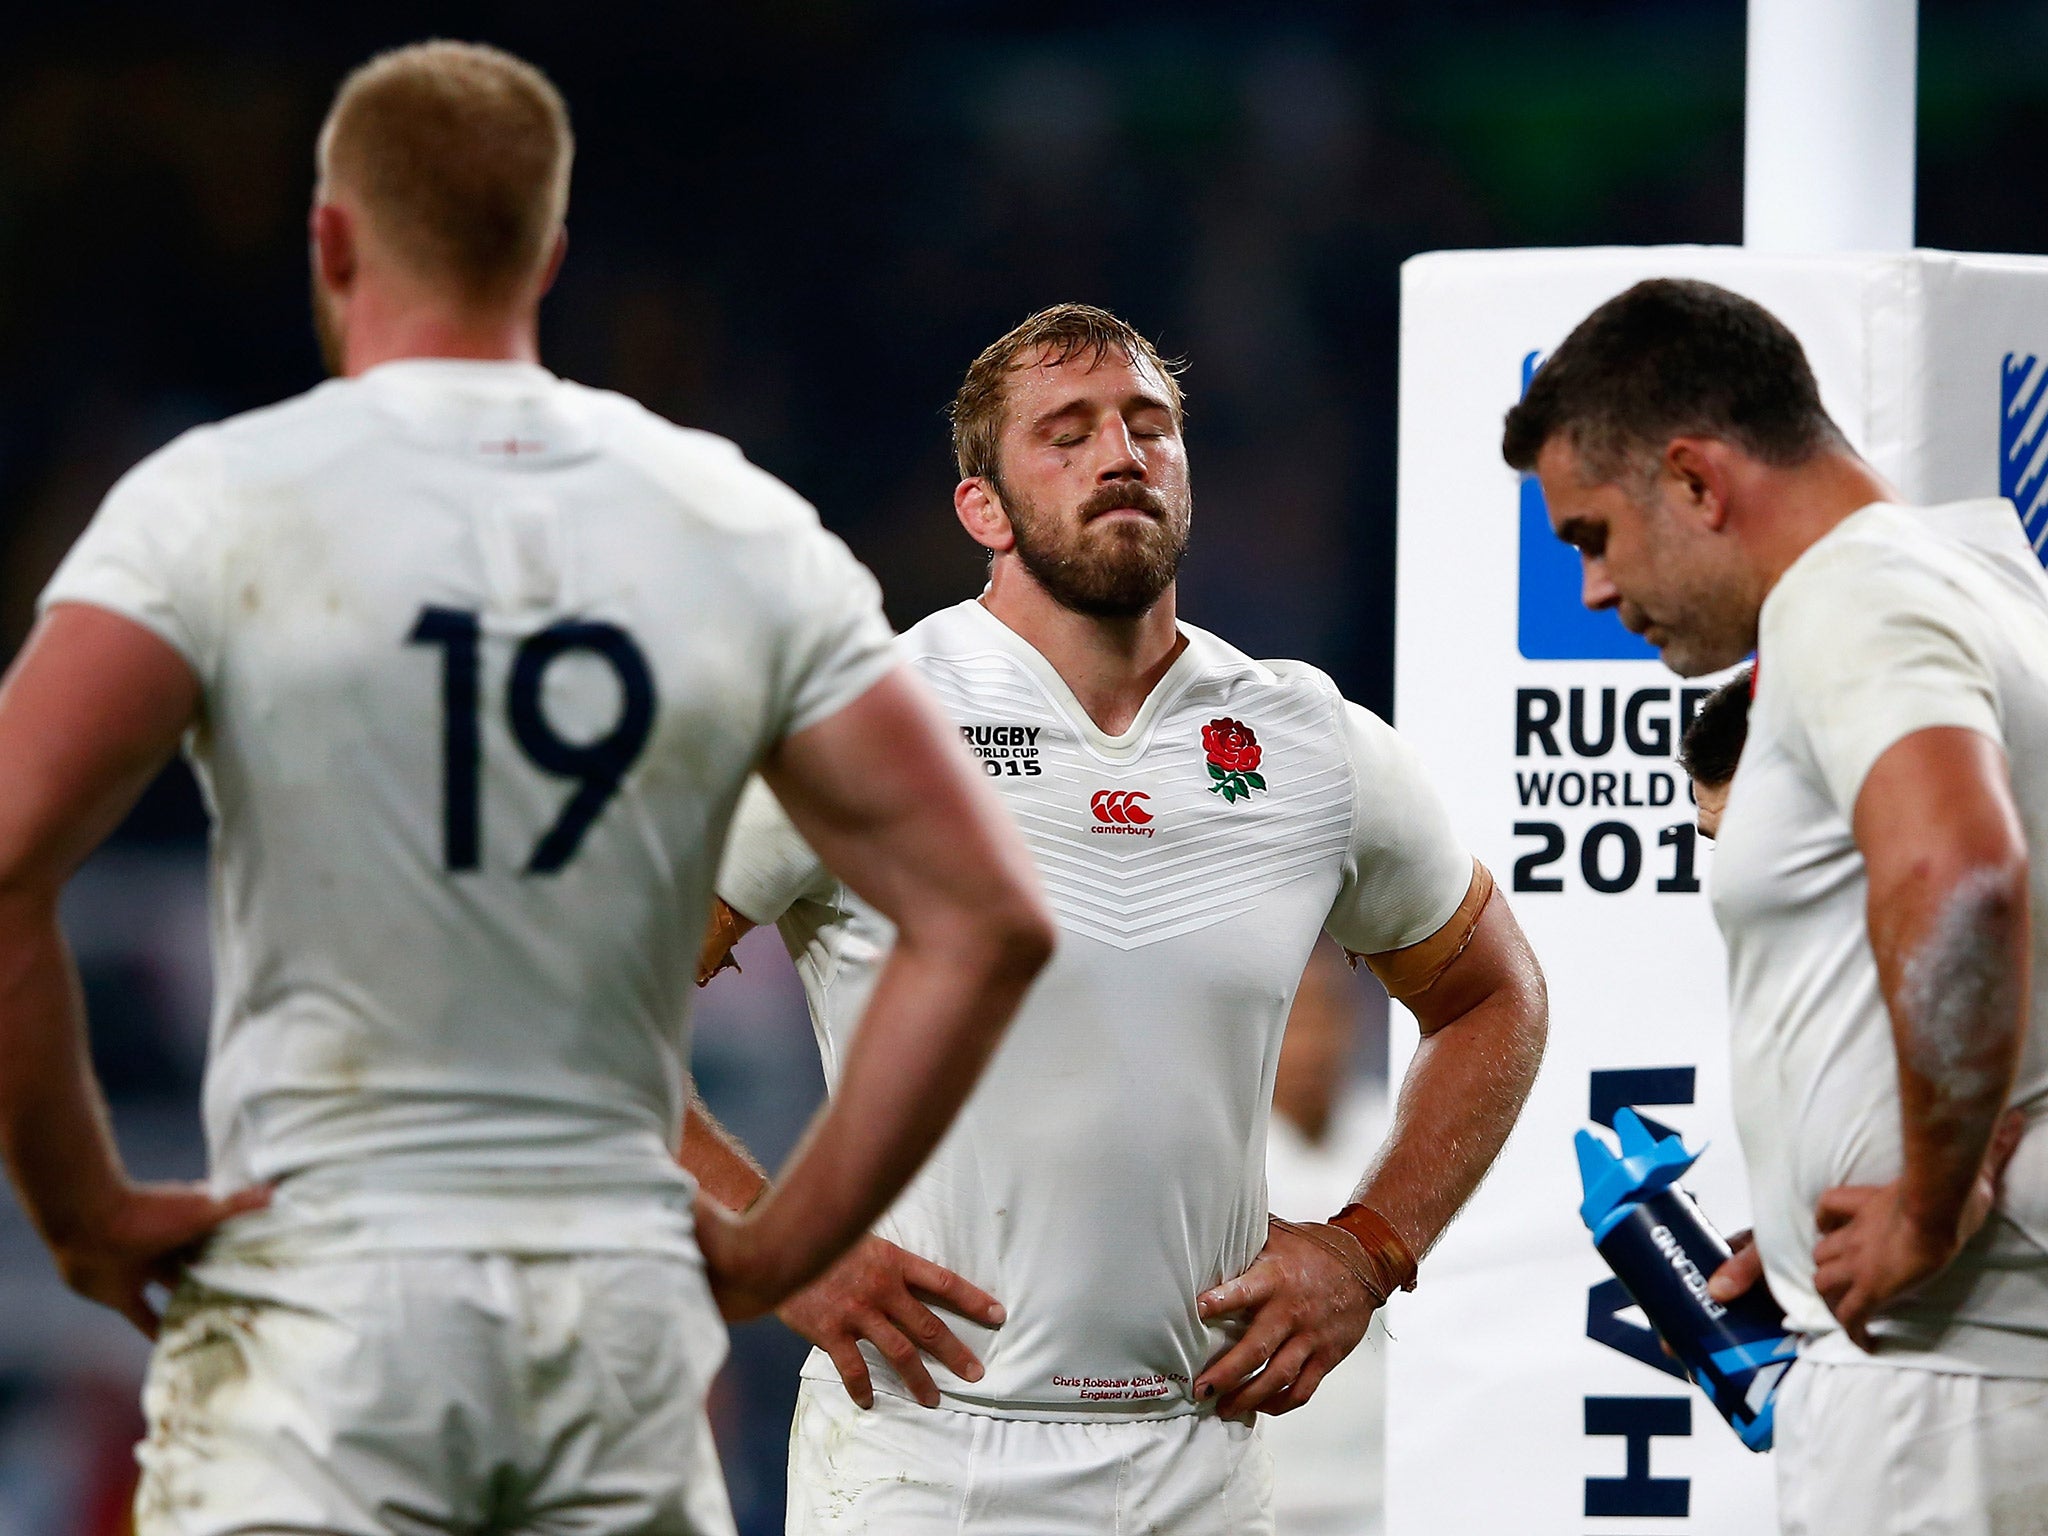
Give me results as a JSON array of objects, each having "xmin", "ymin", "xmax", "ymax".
[
  {"xmin": 696, "ymin": 897, "xmax": 747, "ymax": 988},
  {"xmin": 1327, "ymin": 1203, "xmax": 1421, "ymax": 1295},
  {"xmin": 1358, "ymin": 859, "xmax": 1496, "ymax": 1016}
]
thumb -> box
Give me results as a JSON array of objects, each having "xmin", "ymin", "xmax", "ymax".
[
  {"xmin": 1707, "ymin": 1239, "xmax": 1764, "ymax": 1303},
  {"xmin": 173, "ymin": 1183, "xmax": 269, "ymax": 1244},
  {"xmin": 213, "ymin": 1184, "xmax": 272, "ymax": 1221}
]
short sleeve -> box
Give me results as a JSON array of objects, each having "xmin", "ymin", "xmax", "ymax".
[
  {"xmin": 38, "ymin": 426, "xmax": 226, "ymax": 681},
  {"xmin": 1762, "ymin": 544, "xmax": 2003, "ymax": 817},
  {"xmin": 1325, "ymin": 701, "xmax": 1475, "ymax": 955},
  {"xmin": 769, "ymin": 522, "xmax": 898, "ymax": 741},
  {"xmin": 716, "ymin": 775, "xmax": 834, "ymax": 926}
]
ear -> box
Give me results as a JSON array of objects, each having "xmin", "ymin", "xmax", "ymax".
[
  {"xmin": 1663, "ymin": 439, "xmax": 1734, "ymax": 532},
  {"xmin": 537, "ymin": 227, "xmax": 568, "ymax": 299},
  {"xmin": 954, "ymin": 478, "xmax": 1014, "ymax": 554},
  {"xmin": 311, "ymin": 202, "xmax": 357, "ymax": 294}
]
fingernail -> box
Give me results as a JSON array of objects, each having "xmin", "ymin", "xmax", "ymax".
[
  {"xmin": 963, "ymin": 1363, "xmax": 984, "ymax": 1382},
  {"xmin": 988, "ymin": 1303, "xmax": 1007, "ymax": 1325}
]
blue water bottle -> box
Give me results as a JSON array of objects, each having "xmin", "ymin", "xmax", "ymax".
[{"xmin": 1575, "ymin": 1108, "xmax": 1796, "ymax": 1452}]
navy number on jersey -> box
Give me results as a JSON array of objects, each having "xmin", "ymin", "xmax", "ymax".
[{"xmin": 408, "ymin": 606, "xmax": 656, "ymax": 874}]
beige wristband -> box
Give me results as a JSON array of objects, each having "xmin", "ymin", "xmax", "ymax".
[{"xmin": 1328, "ymin": 1203, "xmax": 1419, "ymax": 1296}]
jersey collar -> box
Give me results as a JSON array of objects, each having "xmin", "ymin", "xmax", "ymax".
[
  {"xmin": 956, "ymin": 599, "xmax": 1210, "ymax": 765},
  {"xmin": 354, "ymin": 358, "xmax": 557, "ymax": 394}
]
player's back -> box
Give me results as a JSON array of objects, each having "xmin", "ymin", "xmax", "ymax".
[{"xmin": 45, "ymin": 359, "xmax": 891, "ymax": 1258}]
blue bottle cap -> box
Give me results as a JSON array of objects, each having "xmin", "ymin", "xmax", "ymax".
[{"xmin": 1575, "ymin": 1107, "xmax": 1702, "ymax": 1244}]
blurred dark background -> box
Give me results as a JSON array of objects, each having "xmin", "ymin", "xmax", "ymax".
[{"xmin": 0, "ymin": 2, "xmax": 2042, "ymax": 1531}]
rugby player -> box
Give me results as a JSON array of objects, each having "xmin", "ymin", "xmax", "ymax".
[
  {"xmin": 0, "ymin": 42, "xmax": 1052, "ymax": 1535},
  {"xmin": 691, "ymin": 304, "xmax": 1548, "ymax": 1532},
  {"xmin": 1507, "ymin": 278, "xmax": 2045, "ymax": 1536}
]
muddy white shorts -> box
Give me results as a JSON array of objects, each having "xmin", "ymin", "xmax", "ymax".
[
  {"xmin": 784, "ymin": 1377, "xmax": 1274, "ymax": 1535},
  {"xmin": 133, "ymin": 1252, "xmax": 737, "ymax": 1536},
  {"xmin": 1775, "ymin": 1359, "xmax": 2048, "ymax": 1536}
]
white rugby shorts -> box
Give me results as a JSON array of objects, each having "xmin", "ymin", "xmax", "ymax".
[
  {"xmin": 1776, "ymin": 1358, "xmax": 2048, "ymax": 1536},
  {"xmin": 785, "ymin": 1377, "xmax": 1275, "ymax": 1535},
  {"xmin": 133, "ymin": 1252, "xmax": 736, "ymax": 1536}
]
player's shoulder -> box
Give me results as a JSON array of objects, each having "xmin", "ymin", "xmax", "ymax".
[
  {"xmin": 1775, "ymin": 503, "xmax": 1967, "ymax": 599},
  {"xmin": 1177, "ymin": 623, "xmax": 1345, "ymax": 707},
  {"xmin": 1174, "ymin": 625, "xmax": 1422, "ymax": 774},
  {"xmin": 203, "ymin": 376, "xmax": 390, "ymax": 473},
  {"xmin": 1765, "ymin": 503, "xmax": 1992, "ymax": 649},
  {"xmin": 896, "ymin": 600, "xmax": 1004, "ymax": 664},
  {"xmin": 109, "ymin": 378, "xmax": 373, "ymax": 505},
  {"xmin": 93, "ymin": 380, "xmax": 404, "ymax": 533},
  {"xmin": 560, "ymin": 382, "xmax": 822, "ymax": 536},
  {"xmin": 104, "ymin": 418, "xmax": 230, "ymax": 508},
  {"xmin": 891, "ymin": 603, "xmax": 1055, "ymax": 724}
]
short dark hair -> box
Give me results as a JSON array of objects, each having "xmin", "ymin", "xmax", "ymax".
[
  {"xmin": 1500, "ymin": 279, "xmax": 1844, "ymax": 481},
  {"xmin": 1678, "ymin": 667, "xmax": 1753, "ymax": 788}
]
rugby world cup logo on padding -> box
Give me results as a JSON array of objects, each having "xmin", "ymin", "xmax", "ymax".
[
  {"xmin": 1202, "ymin": 718, "xmax": 1266, "ymax": 803},
  {"xmin": 1090, "ymin": 790, "xmax": 1155, "ymax": 837},
  {"xmin": 2001, "ymin": 353, "xmax": 2048, "ymax": 564}
]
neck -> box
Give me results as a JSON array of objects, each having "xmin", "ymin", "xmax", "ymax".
[
  {"xmin": 981, "ymin": 557, "xmax": 1187, "ymax": 736},
  {"xmin": 1744, "ymin": 446, "xmax": 1896, "ymax": 595},
  {"xmin": 339, "ymin": 289, "xmax": 541, "ymax": 377}
]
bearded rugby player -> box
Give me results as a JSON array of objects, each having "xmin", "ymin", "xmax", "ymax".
[
  {"xmin": 686, "ymin": 305, "xmax": 1546, "ymax": 1532},
  {"xmin": 1510, "ymin": 278, "xmax": 2045, "ymax": 1536}
]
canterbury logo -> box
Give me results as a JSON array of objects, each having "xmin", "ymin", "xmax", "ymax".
[{"xmin": 1091, "ymin": 790, "xmax": 1152, "ymax": 824}]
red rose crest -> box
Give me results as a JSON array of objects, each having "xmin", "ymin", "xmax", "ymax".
[{"xmin": 1202, "ymin": 717, "xmax": 1266, "ymax": 803}]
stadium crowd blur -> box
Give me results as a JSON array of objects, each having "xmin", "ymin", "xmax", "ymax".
[{"xmin": 1, "ymin": 3, "xmax": 2042, "ymax": 1530}]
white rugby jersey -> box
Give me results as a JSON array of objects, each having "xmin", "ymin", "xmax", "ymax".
[
  {"xmin": 718, "ymin": 600, "xmax": 1471, "ymax": 1417},
  {"xmin": 1714, "ymin": 501, "xmax": 2048, "ymax": 1376},
  {"xmin": 41, "ymin": 359, "xmax": 895, "ymax": 1259}
]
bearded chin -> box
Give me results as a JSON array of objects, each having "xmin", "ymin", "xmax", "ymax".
[{"xmin": 1012, "ymin": 515, "xmax": 1188, "ymax": 619}]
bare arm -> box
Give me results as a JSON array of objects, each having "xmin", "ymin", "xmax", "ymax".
[
  {"xmin": 681, "ymin": 1087, "xmax": 768, "ymax": 1211},
  {"xmin": 1809, "ymin": 726, "xmax": 2029, "ymax": 1346},
  {"xmin": 0, "ymin": 606, "xmax": 267, "ymax": 1334},
  {"xmin": 683, "ymin": 1085, "xmax": 1004, "ymax": 1406},
  {"xmin": 697, "ymin": 667, "xmax": 1054, "ymax": 1320},
  {"xmin": 1195, "ymin": 870, "xmax": 1546, "ymax": 1416},
  {"xmin": 1352, "ymin": 880, "xmax": 1549, "ymax": 1259}
]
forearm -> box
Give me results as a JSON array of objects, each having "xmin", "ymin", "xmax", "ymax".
[
  {"xmin": 1353, "ymin": 982, "xmax": 1545, "ymax": 1260},
  {"xmin": 745, "ymin": 913, "xmax": 1041, "ymax": 1296},
  {"xmin": 0, "ymin": 887, "xmax": 128, "ymax": 1252},
  {"xmin": 680, "ymin": 1093, "xmax": 769, "ymax": 1212},
  {"xmin": 1883, "ymin": 864, "xmax": 2029, "ymax": 1239}
]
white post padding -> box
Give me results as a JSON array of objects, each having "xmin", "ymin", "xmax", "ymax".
[
  {"xmin": 1745, "ymin": 0, "xmax": 1918, "ymax": 252},
  {"xmin": 1386, "ymin": 245, "xmax": 2048, "ymax": 1536}
]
